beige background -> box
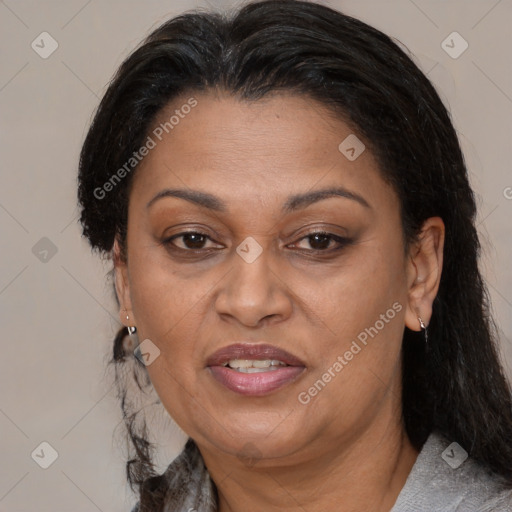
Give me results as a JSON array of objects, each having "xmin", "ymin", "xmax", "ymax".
[{"xmin": 1, "ymin": 0, "xmax": 511, "ymax": 510}]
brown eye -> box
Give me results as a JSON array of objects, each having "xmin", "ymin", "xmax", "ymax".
[
  {"xmin": 292, "ymin": 232, "xmax": 351, "ymax": 252},
  {"xmin": 163, "ymin": 231, "xmax": 217, "ymax": 251},
  {"xmin": 306, "ymin": 233, "xmax": 332, "ymax": 250}
]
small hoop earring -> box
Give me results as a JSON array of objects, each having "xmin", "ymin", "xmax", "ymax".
[
  {"xmin": 418, "ymin": 317, "xmax": 428, "ymax": 345},
  {"xmin": 124, "ymin": 308, "xmax": 137, "ymax": 336}
]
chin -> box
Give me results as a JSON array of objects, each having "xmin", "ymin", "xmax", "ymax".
[{"xmin": 202, "ymin": 420, "xmax": 308, "ymax": 461}]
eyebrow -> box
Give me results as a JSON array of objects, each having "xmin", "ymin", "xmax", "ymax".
[{"xmin": 146, "ymin": 186, "xmax": 371, "ymax": 212}]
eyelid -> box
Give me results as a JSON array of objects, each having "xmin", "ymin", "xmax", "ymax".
[
  {"xmin": 289, "ymin": 231, "xmax": 353, "ymax": 251},
  {"xmin": 161, "ymin": 230, "xmax": 222, "ymax": 250},
  {"xmin": 161, "ymin": 229, "xmax": 352, "ymax": 254}
]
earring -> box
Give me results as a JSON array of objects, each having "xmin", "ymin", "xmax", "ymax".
[
  {"xmin": 125, "ymin": 308, "xmax": 137, "ymax": 336},
  {"xmin": 418, "ymin": 317, "xmax": 428, "ymax": 344}
]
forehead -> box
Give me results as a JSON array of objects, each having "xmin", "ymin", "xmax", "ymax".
[{"xmin": 131, "ymin": 90, "xmax": 392, "ymax": 211}]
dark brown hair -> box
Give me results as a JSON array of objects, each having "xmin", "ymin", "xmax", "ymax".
[{"xmin": 77, "ymin": 0, "xmax": 512, "ymax": 508}]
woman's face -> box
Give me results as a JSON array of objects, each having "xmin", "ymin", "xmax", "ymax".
[{"xmin": 115, "ymin": 91, "xmax": 425, "ymax": 463}]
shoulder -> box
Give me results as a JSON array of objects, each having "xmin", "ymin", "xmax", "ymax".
[{"xmin": 392, "ymin": 430, "xmax": 512, "ymax": 512}]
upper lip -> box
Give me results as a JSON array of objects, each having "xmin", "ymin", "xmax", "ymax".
[{"xmin": 206, "ymin": 343, "xmax": 306, "ymax": 367}]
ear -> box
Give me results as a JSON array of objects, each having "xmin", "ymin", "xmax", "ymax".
[
  {"xmin": 113, "ymin": 237, "xmax": 136, "ymax": 328},
  {"xmin": 404, "ymin": 217, "xmax": 445, "ymax": 332}
]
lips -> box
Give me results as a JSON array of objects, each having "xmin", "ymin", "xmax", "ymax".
[
  {"xmin": 206, "ymin": 343, "xmax": 306, "ymax": 396},
  {"xmin": 206, "ymin": 343, "xmax": 305, "ymax": 367}
]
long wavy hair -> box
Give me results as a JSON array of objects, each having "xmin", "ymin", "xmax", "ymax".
[{"xmin": 77, "ymin": 0, "xmax": 512, "ymax": 508}]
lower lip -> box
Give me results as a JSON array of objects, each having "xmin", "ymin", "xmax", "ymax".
[{"xmin": 208, "ymin": 365, "xmax": 305, "ymax": 396}]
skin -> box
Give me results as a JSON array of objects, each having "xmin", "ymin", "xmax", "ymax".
[{"xmin": 114, "ymin": 90, "xmax": 445, "ymax": 512}]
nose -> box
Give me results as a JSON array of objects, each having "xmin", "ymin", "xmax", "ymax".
[{"xmin": 214, "ymin": 239, "xmax": 293, "ymax": 328}]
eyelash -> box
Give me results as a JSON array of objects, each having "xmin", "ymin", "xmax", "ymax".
[{"xmin": 161, "ymin": 230, "xmax": 352, "ymax": 255}]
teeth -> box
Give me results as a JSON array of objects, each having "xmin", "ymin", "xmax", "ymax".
[
  {"xmin": 224, "ymin": 359, "xmax": 288, "ymax": 370},
  {"xmin": 252, "ymin": 360, "xmax": 271, "ymax": 368},
  {"xmin": 235, "ymin": 366, "xmax": 281, "ymax": 373},
  {"xmin": 228, "ymin": 359, "xmax": 255, "ymax": 368}
]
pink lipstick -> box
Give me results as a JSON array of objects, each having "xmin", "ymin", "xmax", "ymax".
[{"xmin": 206, "ymin": 343, "xmax": 306, "ymax": 396}]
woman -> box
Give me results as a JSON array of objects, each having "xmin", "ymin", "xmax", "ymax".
[{"xmin": 77, "ymin": 1, "xmax": 512, "ymax": 510}]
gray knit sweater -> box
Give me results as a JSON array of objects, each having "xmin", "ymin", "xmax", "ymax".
[{"xmin": 131, "ymin": 430, "xmax": 512, "ymax": 511}]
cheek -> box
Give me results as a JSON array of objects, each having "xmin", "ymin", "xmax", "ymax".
[
  {"xmin": 296, "ymin": 266, "xmax": 406, "ymax": 432},
  {"xmin": 302, "ymin": 235, "xmax": 407, "ymax": 411},
  {"xmin": 127, "ymin": 255, "xmax": 207, "ymax": 431},
  {"xmin": 126, "ymin": 260, "xmax": 231, "ymax": 436},
  {"xmin": 315, "ymin": 243, "xmax": 407, "ymax": 341},
  {"xmin": 127, "ymin": 247, "xmax": 210, "ymax": 359}
]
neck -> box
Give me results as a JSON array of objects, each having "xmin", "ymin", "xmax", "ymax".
[{"xmin": 200, "ymin": 413, "xmax": 420, "ymax": 512}]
